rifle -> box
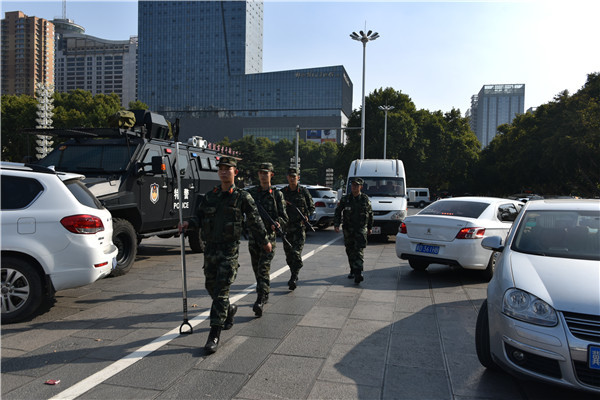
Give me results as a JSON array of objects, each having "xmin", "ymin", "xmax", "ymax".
[
  {"xmin": 255, "ymin": 200, "xmax": 292, "ymax": 247},
  {"xmin": 286, "ymin": 200, "xmax": 315, "ymax": 232}
]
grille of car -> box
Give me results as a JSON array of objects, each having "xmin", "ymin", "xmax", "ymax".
[
  {"xmin": 373, "ymin": 211, "xmax": 389, "ymax": 216},
  {"xmin": 563, "ymin": 311, "xmax": 600, "ymax": 342},
  {"xmin": 573, "ymin": 361, "xmax": 600, "ymax": 388}
]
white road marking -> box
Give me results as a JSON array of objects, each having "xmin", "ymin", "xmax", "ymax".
[{"xmin": 50, "ymin": 236, "xmax": 341, "ymax": 400}]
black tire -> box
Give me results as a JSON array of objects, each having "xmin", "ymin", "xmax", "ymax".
[
  {"xmin": 1, "ymin": 256, "xmax": 44, "ymax": 323},
  {"xmin": 111, "ymin": 218, "xmax": 137, "ymax": 277},
  {"xmin": 419, "ymin": 201, "xmax": 426, "ymax": 208},
  {"xmin": 409, "ymin": 259, "xmax": 429, "ymax": 271},
  {"xmin": 482, "ymin": 251, "xmax": 498, "ymax": 281},
  {"xmin": 188, "ymin": 229, "xmax": 205, "ymax": 253},
  {"xmin": 475, "ymin": 299, "xmax": 497, "ymax": 369}
]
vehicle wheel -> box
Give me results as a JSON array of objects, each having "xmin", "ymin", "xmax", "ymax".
[
  {"xmin": 111, "ymin": 218, "xmax": 137, "ymax": 277},
  {"xmin": 475, "ymin": 300, "xmax": 498, "ymax": 370},
  {"xmin": 188, "ymin": 229, "xmax": 205, "ymax": 253},
  {"xmin": 409, "ymin": 259, "xmax": 429, "ymax": 271},
  {"xmin": 419, "ymin": 201, "xmax": 426, "ymax": 208},
  {"xmin": 1, "ymin": 256, "xmax": 44, "ymax": 323},
  {"xmin": 482, "ymin": 251, "xmax": 498, "ymax": 281}
]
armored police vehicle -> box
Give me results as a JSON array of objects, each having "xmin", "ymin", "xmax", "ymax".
[{"xmin": 35, "ymin": 110, "xmax": 221, "ymax": 276}]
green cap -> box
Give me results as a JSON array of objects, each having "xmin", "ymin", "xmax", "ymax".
[
  {"xmin": 217, "ymin": 156, "xmax": 237, "ymax": 167},
  {"xmin": 259, "ymin": 162, "xmax": 274, "ymax": 172},
  {"xmin": 351, "ymin": 177, "xmax": 364, "ymax": 185},
  {"xmin": 287, "ymin": 167, "xmax": 298, "ymax": 176}
]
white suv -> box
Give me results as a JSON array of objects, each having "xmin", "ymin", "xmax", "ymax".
[
  {"xmin": 1, "ymin": 162, "xmax": 117, "ymax": 323},
  {"xmin": 305, "ymin": 185, "xmax": 339, "ymax": 230}
]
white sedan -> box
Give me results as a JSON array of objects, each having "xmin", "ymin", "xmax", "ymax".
[
  {"xmin": 476, "ymin": 199, "xmax": 600, "ymax": 394},
  {"xmin": 395, "ymin": 197, "xmax": 523, "ymax": 279}
]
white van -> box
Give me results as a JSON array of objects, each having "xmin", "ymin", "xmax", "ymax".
[
  {"xmin": 407, "ymin": 187, "xmax": 431, "ymax": 208},
  {"xmin": 346, "ymin": 159, "xmax": 408, "ymax": 236}
]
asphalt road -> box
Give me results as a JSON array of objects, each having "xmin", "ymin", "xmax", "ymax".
[{"xmin": 1, "ymin": 208, "xmax": 597, "ymax": 399}]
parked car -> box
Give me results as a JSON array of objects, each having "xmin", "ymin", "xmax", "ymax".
[
  {"xmin": 396, "ymin": 197, "xmax": 523, "ymax": 279},
  {"xmin": 306, "ymin": 185, "xmax": 339, "ymax": 230},
  {"xmin": 476, "ymin": 199, "xmax": 600, "ymax": 394},
  {"xmin": 1, "ymin": 162, "xmax": 117, "ymax": 323},
  {"xmin": 407, "ymin": 187, "xmax": 431, "ymax": 208}
]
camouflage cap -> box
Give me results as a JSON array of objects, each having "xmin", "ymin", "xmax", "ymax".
[
  {"xmin": 258, "ymin": 162, "xmax": 274, "ymax": 172},
  {"xmin": 351, "ymin": 177, "xmax": 364, "ymax": 185},
  {"xmin": 217, "ymin": 156, "xmax": 237, "ymax": 167},
  {"xmin": 287, "ymin": 167, "xmax": 298, "ymax": 176}
]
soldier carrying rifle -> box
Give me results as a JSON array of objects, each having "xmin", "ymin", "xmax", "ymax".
[
  {"xmin": 246, "ymin": 163, "xmax": 288, "ymax": 317},
  {"xmin": 281, "ymin": 167, "xmax": 315, "ymax": 290}
]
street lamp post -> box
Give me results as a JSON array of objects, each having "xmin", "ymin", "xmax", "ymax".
[
  {"xmin": 350, "ymin": 30, "xmax": 379, "ymax": 160},
  {"xmin": 378, "ymin": 105, "xmax": 394, "ymax": 159}
]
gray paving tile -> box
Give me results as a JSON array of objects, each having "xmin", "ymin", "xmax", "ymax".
[
  {"xmin": 316, "ymin": 291, "xmax": 359, "ymax": 308},
  {"xmin": 237, "ymin": 313, "xmax": 302, "ymax": 339},
  {"xmin": 395, "ymin": 294, "xmax": 434, "ymax": 313},
  {"xmin": 383, "ymin": 364, "xmax": 452, "ymax": 399},
  {"xmin": 157, "ymin": 369, "xmax": 247, "ymax": 399},
  {"xmin": 350, "ymin": 300, "xmax": 396, "ymax": 321},
  {"xmin": 318, "ymin": 343, "xmax": 387, "ymax": 386},
  {"xmin": 78, "ymin": 383, "xmax": 161, "ymax": 399},
  {"xmin": 263, "ymin": 295, "xmax": 319, "ymax": 315},
  {"xmin": 236, "ymin": 354, "xmax": 323, "ymax": 399},
  {"xmin": 308, "ymin": 381, "xmax": 381, "ymax": 400},
  {"xmin": 335, "ymin": 319, "xmax": 390, "ymax": 347},
  {"xmin": 388, "ymin": 331, "xmax": 446, "ymax": 370},
  {"xmin": 274, "ymin": 326, "xmax": 339, "ymax": 358},
  {"xmin": 0, "ymin": 374, "xmax": 35, "ymax": 397},
  {"xmin": 392, "ymin": 311, "xmax": 438, "ymax": 336},
  {"xmin": 197, "ymin": 335, "xmax": 280, "ymax": 374},
  {"xmin": 299, "ymin": 306, "xmax": 351, "ymax": 329}
]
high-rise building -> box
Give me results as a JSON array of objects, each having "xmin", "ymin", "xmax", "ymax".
[
  {"xmin": 1, "ymin": 11, "xmax": 55, "ymax": 96},
  {"xmin": 137, "ymin": 0, "xmax": 352, "ymax": 143},
  {"xmin": 469, "ymin": 84, "xmax": 525, "ymax": 148},
  {"xmin": 54, "ymin": 31, "xmax": 138, "ymax": 107}
]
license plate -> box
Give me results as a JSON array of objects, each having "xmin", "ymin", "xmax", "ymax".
[
  {"xmin": 328, "ymin": 203, "xmax": 335, "ymax": 208},
  {"xmin": 372, "ymin": 226, "xmax": 381, "ymax": 235},
  {"xmin": 589, "ymin": 345, "xmax": 600, "ymax": 370},
  {"xmin": 415, "ymin": 243, "xmax": 439, "ymax": 254}
]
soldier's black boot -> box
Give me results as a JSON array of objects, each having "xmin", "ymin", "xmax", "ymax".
[
  {"xmin": 288, "ymin": 272, "xmax": 298, "ymax": 290},
  {"xmin": 223, "ymin": 304, "xmax": 237, "ymax": 330},
  {"xmin": 354, "ymin": 271, "xmax": 364, "ymax": 284},
  {"xmin": 253, "ymin": 294, "xmax": 265, "ymax": 317},
  {"xmin": 204, "ymin": 326, "xmax": 221, "ymax": 354},
  {"xmin": 347, "ymin": 270, "xmax": 355, "ymax": 279}
]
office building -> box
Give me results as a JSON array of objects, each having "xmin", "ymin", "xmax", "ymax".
[
  {"xmin": 469, "ymin": 84, "xmax": 525, "ymax": 148},
  {"xmin": 1, "ymin": 11, "xmax": 54, "ymax": 96},
  {"xmin": 137, "ymin": 0, "xmax": 352, "ymax": 143},
  {"xmin": 54, "ymin": 31, "xmax": 138, "ymax": 107}
]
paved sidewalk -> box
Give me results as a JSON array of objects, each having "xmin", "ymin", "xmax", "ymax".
[{"xmin": 1, "ymin": 233, "xmax": 595, "ymax": 399}]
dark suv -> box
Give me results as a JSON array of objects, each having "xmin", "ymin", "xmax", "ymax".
[{"xmin": 35, "ymin": 110, "xmax": 221, "ymax": 276}]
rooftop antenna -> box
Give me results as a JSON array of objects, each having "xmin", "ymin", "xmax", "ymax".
[{"xmin": 62, "ymin": 0, "xmax": 66, "ymax": 19}]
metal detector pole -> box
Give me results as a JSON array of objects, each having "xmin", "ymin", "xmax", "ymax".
[{"xmin": 176, "ymin": 142, "xmax": 193, "ymax": 334}]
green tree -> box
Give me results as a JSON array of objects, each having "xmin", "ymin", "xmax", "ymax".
[
  {"xmin": 1, "ymin": 94, "xmax": 39, "ymax": 161},
  {"xmin": 128, "ymin": 100, "xmax": 149, "ymax": 110},
  {"xmin": 53, "ymin": 90, "xmax": 122, "ymax": 127}
]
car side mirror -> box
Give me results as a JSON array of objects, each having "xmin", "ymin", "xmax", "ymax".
[{"xmin": 481, "ymin": 236, "xmax": 504, "ymax": 252}]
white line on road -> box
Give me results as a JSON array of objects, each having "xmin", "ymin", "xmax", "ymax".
[{"xmin": 50, "ymin": 236, "xmax": 341, "ymax": 400}]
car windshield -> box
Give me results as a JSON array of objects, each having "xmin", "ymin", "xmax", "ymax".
[
  {"xmin": 347, "ymin": 177, "xmax": 405, "ymax": 197},
  {"xmin": 418, "ymin": 200, "xmax": 489, "ymax": 218},
  {"xmin": 38, "ymin": 144, "xmax": 136, "ymax": 173},
  {"xmin": 512, "ymin": 210, "xmax": 600, "ymax": 260},
  {"xmin": 309, "ymin": 189, "xmax": 336, "ymax": 199}
]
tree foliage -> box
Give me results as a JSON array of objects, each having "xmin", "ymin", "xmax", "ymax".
[{"xmin": 1, "ymin": 94, "xmax": 39, "ymax": 161}]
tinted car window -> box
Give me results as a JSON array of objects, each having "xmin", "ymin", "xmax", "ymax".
[
  {"xmin": 39, "ymin": 144, "xmax": 136, "ymax": 173},
  {"xmin": 1, "ymin": 175, "xmax": 43, "ymax": 210},
  {"xmin": 497, "ymin": 203, "xmax": 520, "ymax": 221},
  {"xmin": 64, "ymin": 179, "xmax": 103, "ymax": 209},
  {"xmin": 309, "ymin": 189, "xmax": 336, "ymax": 198},
  {"xmin": 419, "ymin": 200, "xmax": 489, "ymax": 218}
]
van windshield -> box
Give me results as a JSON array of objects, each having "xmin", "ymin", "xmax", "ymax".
[
  {"xmin": 38, "ymin": 144, "xmax": 137, "ymax": 174},
  {"xmin": 347, "ymin": 177, "xmax": 405, "ymax": 197}
]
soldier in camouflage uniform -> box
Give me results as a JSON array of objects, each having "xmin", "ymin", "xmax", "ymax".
[
  {"xmin": 180, "ymin": 157, "xmax": 271, "ymax": 354},
  {"xmin": 247, "ymin": 162, "xmax": 288, "ymax": 316},
  {"xmin": 281, "ymin": 167, "xmax": 315, "ymax": 290},
  {"xmin": 334, "ymin": 177, "xmax": 373, "ymax": 284}
]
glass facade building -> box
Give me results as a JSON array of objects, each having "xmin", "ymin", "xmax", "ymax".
[
  {"xmin": 137, "ymin": 1, "xmax": 352, "ymax": 143},
  {"xmin": 469, "ymin": 84, "xmax": 525, "ymax": 148}
]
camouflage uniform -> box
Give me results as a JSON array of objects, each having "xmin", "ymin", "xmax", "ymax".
[
  {"xmin": 246, "ymin": 167, "xmax": 288, "ymax": 300},
  {"xmin": 334, "ymin": 181, "xmax": 373, "ymax": 277},
  {"xmin": 281, "ymin": 179, "xmax": 315, "ymax": 280},
  {"xmin": 196, "ymin": 182, "xmax": 268, "ymax": 328}
]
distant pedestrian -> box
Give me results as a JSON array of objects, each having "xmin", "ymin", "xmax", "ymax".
[
  {"xmin": 333, "ymin": 177, "xmax": 373, "ymax": 284},
  {"xmin": 179, "ymin": 157, "xmax": 271, "ymax": 354},
  {"xmin": 247, "ymin": 162, "xmax": 288, "ymax": 316},
  {"xmin": 281, "ymin": 167, "xmax": 315, "ymax": 290}
]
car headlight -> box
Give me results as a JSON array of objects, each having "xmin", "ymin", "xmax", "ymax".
[
  {"xmin": 391, "ymin": 210, "xmax": 406, "ymax": 221},
  {"xmin": 502, "ymin": 288, "xmax": 558, "ymax": 327}
]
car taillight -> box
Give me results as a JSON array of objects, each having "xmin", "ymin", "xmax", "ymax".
[
  {"xmin": 60, "ymin": 215, "xmax": 104, "ymax": 234},
  {"xmin": 399, "ymin": 222, "xmax": 407, "ymax": 234},
  {"xmin": 455, "ymin": 227, "xmax": 485, "ymax": 239},
  {"xmin": 315, "ymin": 201, "xmax": 326, "ymax": 207}
]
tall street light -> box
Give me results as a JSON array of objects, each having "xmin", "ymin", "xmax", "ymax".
[
  {"xmin": 350, "ymin": 30, "xmax": 379, "ymax": 160},
  {"xmin": 378, "ymin": 105, "xmax": 394, "ymax": 159}
]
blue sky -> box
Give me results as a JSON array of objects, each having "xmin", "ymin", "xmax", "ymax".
[{"xmin": 3, "ymin": 0, "xmax": 599, "ymax": 114}]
